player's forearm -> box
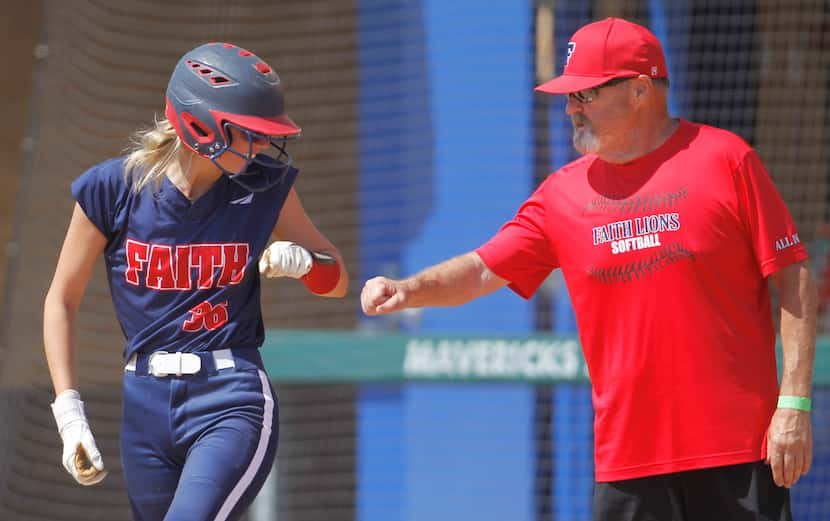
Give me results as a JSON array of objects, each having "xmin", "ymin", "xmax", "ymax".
[
  {"xmin": 315, "ymin": 250, "xmax": 349, "ymax": 298},
  {"xmin": 776, "ymin": 262, "xmax": 818, "ymax": 397},
  {"xmin": 402, "ymin": 252, "xmax": 505, "ymax": 308},
  {"xmin": 43, "ymin": 291, "xmax": 79, "ymax": 395}
]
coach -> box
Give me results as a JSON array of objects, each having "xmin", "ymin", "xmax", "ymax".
[{"xmin": 361, "ymin": 17, "xmax": 816, "ymax": 521}]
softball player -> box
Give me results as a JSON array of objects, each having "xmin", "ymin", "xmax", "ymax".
[{"xmin": 44, "ymin": 42, "xmax": 348, "ymax": 521}]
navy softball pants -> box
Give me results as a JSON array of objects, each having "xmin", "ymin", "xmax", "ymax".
[{"xmin": 120, "ymin": 348, "xmax": 278, "ymax": 521}]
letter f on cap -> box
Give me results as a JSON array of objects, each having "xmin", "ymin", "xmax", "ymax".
[{"xmin": 566, "ymin": 42, "xmax": 576, "ymax": 66}]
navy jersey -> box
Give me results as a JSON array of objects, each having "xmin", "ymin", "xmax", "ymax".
[{"xmin": 71, "ymin": 157, "xmax": 297, "ymax": 360}]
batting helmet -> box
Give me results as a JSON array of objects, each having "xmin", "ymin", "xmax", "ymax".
[{"xmin": 165, "ymin": 42, "xmax": 301, "ymax": 191}]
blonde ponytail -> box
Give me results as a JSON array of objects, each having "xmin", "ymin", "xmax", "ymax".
[{"xmin": 123, "ymin": 117, "xmax": 185, "ymax": 193}]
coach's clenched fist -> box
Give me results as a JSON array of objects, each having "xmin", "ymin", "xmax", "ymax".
[
  {"xmin": 361, "ymin": 277, "xmax": 410, "ymax": 315},
  {"xmin": 361, "ymin": 253, "xmax": 508, "ymax": 317}
]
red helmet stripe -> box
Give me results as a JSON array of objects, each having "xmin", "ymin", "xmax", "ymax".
[{"xmin": 209, "ymin": 109, "xmax": 301, "ymax": 138}]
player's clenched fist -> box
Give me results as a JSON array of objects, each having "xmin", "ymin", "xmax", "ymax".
[
  {"xmin": 361, "ymin": 277, "xmax": 409, "ymax": 315},
  {"xmin": 259, "ymin": 241, "xmax": 313, "ymax": 279}
]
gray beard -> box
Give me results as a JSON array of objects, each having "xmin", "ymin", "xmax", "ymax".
[{"xmin": 573, "ymin": 127, "xmax": 600, "ymax": 155}]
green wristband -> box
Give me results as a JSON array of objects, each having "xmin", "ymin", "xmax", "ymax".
[{"xmin": 777, "ymin": 395, "xmax": 812, "ymax": 412}]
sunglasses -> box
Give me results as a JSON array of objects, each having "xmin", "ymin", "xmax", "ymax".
[{"xmin": 569, "ymin": 76, "xmax": 635, "ymax": 104}]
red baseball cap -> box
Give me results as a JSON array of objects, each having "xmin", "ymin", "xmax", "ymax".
[{"xmin": 535, "ymin": 17, "xmax": 668, "ymax": 94}]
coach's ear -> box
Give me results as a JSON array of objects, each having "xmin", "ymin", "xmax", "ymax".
[{"xmin": 629, "ymin": 75, "xmax": 651, "ymax": 106}]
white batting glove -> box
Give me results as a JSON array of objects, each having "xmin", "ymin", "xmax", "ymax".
[
  {"xmin": 51, "ymin": 389, "xmax": 107, "ymax": 486},
  {"xmin": 259, "ymin": 241, "xmax": 313, "ymax": 279}
]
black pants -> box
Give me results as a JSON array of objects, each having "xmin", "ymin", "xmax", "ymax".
[{"xmin": 593, "ymin": 461, "xmax": 792, "ymax": 521}]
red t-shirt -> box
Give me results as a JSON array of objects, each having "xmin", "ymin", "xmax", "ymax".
[{"xmin": 476, "ymin": 120, "xmax": 807, "ymax": 482}]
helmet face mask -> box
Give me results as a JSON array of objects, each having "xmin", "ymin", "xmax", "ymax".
[
  {"xmin": 214, "ymin": 121, "xmax": 296, "ymax": 192},
  {"xmin": 165, "ymin": 42, "xmax": 301, "ymax": 191}
]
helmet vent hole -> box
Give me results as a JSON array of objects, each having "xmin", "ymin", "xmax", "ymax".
[
  {"xmin": 190, "ymin": 122, "xmax": 209, "ymax": 138},
  {"xmin": 210, "ymin": 76, "xmax": 230, "ymax": 85},
  {"xmin": 199, "ymin": 68, "xmax": 213, "ymax": 75},
  {"xmin": 179, "ymin": 111, "xmax": 215, "ymax": 144},
  {"xmin": 254, "ymin": 62, "xmax": 272, "ymax": 75},
  {"xmin": 239, "ymin": 50, "xmax": 253, "ymax": 57}
]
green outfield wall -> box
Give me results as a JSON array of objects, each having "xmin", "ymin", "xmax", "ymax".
[{"xmin": 262, "ymin": 330, "xmax": 830, "ymax": 385}]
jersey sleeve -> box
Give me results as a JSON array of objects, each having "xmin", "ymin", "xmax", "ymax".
[
  {"xmin": 70, "ymin": 159, "xmax": 127, "ymax": 241},
  {"xmin": 476, "ymin": 182, "xmax": 558, "ymax": 299},
  {"xmin": 734, "ymin": 149, "xmax": 807, "ymax": 276}
]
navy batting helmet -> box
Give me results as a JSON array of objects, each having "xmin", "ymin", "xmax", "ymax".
[{"xmin": 165, "ymin": 42, "xmax": 301, "ymax": 191}]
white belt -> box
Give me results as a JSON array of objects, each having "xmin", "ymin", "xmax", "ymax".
[{"xmin": 125, "ymin": 349, "xmax": 235, "ymax": 377}]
